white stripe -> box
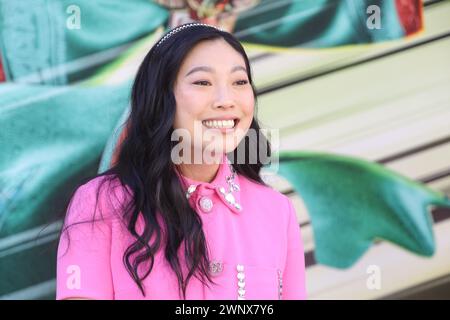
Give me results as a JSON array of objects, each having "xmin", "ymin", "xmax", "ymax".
[
  {"xmin": 236, "ymin": 0, "xmax": 297, "ymax": 19},
  {"xmin": 14, "ymin": 42, "xmax": 134, "ymax": 84},
  {"xmin": 0, "ymin": 232, "xmax": 60, "ymax": 259},
  {"xmin": 234, "ymin": 2, "xmax": 336, "ymax": 39},
  {"xmin": 0, "ymin": 279, "xmax": 55, "ymax": 300},
  {"xmin": 0, "ymin": 220, "xmax": 62, "ymax": 252},
  {"xmin": 0, "ymin": 86, "xmax": 70, "ymax": 114}
]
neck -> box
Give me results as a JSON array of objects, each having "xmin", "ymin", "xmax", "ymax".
[
  {"xmin": 176, "ymin": 153, "xmax": 224, "ymax": 183},
  {"xmin": 177, "ymin": 162, "xmax": 220, "ymax": 183}
]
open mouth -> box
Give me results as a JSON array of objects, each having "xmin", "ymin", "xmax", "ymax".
[{"xmin": 202, "ymin": 118, "xmax": 239, "ymax": 130}]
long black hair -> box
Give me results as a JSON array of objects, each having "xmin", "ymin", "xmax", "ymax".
[{"xmin": 59, "ymin": 23, "xmax": 272, "ymax": 299}]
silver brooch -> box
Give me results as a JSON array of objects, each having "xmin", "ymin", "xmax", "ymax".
[
  {"xmin": 218, "ymin": 164, "xmax": 242, "ymax": 211},
  {"xmin": 209, "ymin": 261, "xmax": 223, "ymax": 275}
]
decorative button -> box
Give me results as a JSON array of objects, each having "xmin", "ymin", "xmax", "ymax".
[
  {"xmin": 236, "ymin": 264, "xmax": 246, "ymax": 300},
  {"xmin": 209, "ymin": 261, "xmax": 223, "ymax": 275},
  {"xmin": 199, "ymin": 196, "xmax": 213, "ymax": 213}
]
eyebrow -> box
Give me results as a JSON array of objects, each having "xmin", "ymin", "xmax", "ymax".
[{"xmin": 185, "ymin": 65, "xmax": 247, "ymax": 77}]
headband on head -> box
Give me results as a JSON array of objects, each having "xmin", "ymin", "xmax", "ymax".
[{"xmin": 155, "ymin": 22, "xmax": 225, "ymax": 48}]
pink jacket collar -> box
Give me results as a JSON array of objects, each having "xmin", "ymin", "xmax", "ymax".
[{"xmin": 175, "ymin": 153, "xmax": 242, "ymax": 214}]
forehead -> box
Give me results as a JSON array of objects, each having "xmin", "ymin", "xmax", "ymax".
[{"xmin": 178, "ymin": 39, "xmax": 247, "ymax": 74}]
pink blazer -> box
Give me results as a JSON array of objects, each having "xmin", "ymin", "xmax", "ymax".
[{"xmin": 56, "ymin": 154, "xmax": 307, "ymax": 300}]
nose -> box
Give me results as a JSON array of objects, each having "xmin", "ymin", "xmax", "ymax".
[{"xmin": 213, "ymin": 85, "xmax": 235, "ymax": 109}]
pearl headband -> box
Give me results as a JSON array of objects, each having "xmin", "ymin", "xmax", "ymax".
[{"xmin": 155, "ymin": 22, "xmax": 225, "ymax": 48}]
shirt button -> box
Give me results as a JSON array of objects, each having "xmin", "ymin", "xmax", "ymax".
[{"xmin": 198, "ymin": 196, "xmax": 213, "ymax": 213}]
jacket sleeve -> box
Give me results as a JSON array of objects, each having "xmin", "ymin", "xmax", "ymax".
[
  {"xmin": 282, "ymin": 196, "xmax": 307, "ymax": 300},
  {"xmin": 56, "ymin": 180, "xmax": 114, "ymax": 300}
]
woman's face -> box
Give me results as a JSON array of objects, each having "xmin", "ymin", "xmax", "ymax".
[{"xmin": 173, "ymin": 38, "xmax": 254, "ymax": 163}]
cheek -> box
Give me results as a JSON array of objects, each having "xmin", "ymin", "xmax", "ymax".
[
  {"xmin": 174, "ymin": 90, "xmax": 204, "ymax": 129},
  {"xmin": 241, "ymin": 94, "xmax": 255, "ymax": 124}
]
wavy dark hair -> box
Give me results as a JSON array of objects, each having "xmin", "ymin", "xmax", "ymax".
[{"xmin": 59, "ymin": 23, "xmax": 272, "ymax": 299}]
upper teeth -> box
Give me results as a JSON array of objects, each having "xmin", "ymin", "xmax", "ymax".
[{"xmin": 202, "ymin": 119, "xmax": 235, "ymax": 129}]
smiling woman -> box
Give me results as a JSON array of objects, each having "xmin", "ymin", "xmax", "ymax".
[
  {"xmin": 172, "ymin": 37, "xmax": 255, "ymax": 175},
  {"xmin": 56, "ymin": 22, "xmax": 306, "ymax": 300}
]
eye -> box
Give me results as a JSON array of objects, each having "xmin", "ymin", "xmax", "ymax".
[
  {"xmin": 193, "ymin": 80, "xmax": 249, "ymax": 86},
  {"xmin": 235, "ymin": 80, "xmax": 249, "ymax": 85},
  {"xmin": 194, "ymin": 80, "xmax": 211, "ymax": 86}
]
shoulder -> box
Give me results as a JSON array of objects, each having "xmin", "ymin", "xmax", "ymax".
[
  {"xmin": 238, "ymin": 173, "xmax": 293, "ymax": 214},
  {"xmin": 64, "ymin": 174, "xmax": 127, "ymax": 225}
]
